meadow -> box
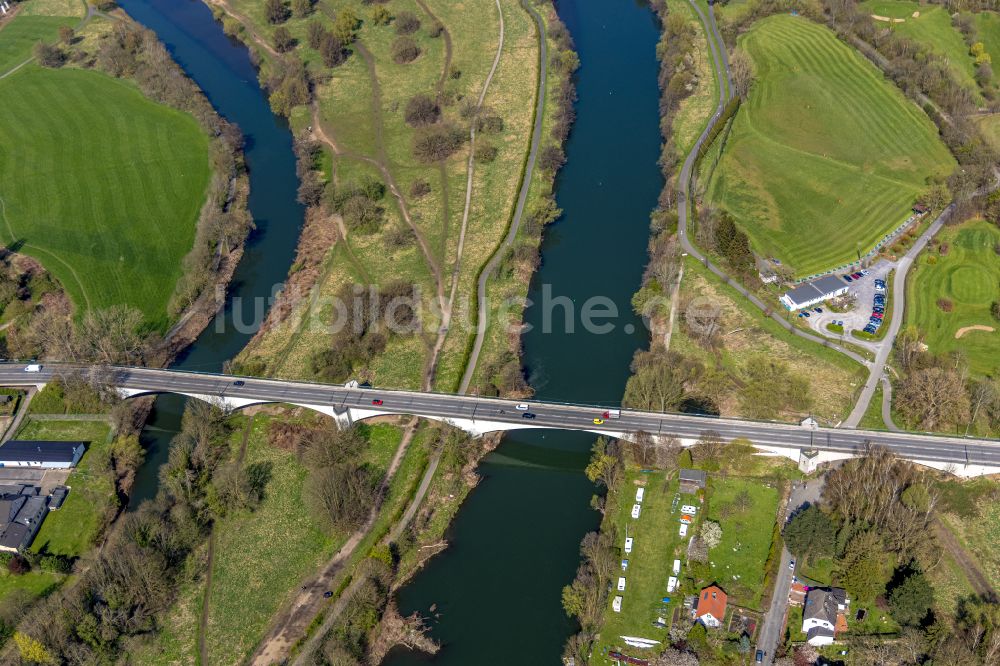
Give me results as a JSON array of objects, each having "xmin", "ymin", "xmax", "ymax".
[
  {"xmin": 904, "ymin": 219, "xmax": 1000, "ymax": 377},
  {"xmin": 860, "ymin": 0, "xmax": 980, "ymax": 97},
  {"xmin": 704, "ymin": 16, "xmax": 954, "ymax": 278},
  {"xmin": 975, "ymin": 11, "xmax": 1000, "ymax": 84},
  {"xmin": 0, "ymin": 66, "xmax": 210, "ymax": 328}
]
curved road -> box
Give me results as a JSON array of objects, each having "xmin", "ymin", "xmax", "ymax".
[{"xmin": 458, "ymin": 0, "xmax": 548, "ymax": 393}]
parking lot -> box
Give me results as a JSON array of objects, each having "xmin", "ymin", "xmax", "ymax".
[{"xmin": 803, "ymin": 260, "xmax": 892, "ymax": 340}]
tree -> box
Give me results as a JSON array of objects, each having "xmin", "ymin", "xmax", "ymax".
[
  {"xmin": 291, "ymin": 0, "xmax": 312, "ymax": 18},
  {"xmin": 730, "ymin": 47, "xmax": 755, "ymax": 100},
  {"xmin": 33, "ymin": 42, "xmax": 65, "ymax": 68},
  {"xmin": 305, "ymin": 463, "xmax": 378, "ymax": 533},
  {"xmin": 650, "ymin": 648, "xmax": 700, "ymax": 666},
  {"xmin": 888, "ymin": 569, "xmax": 934, "ymax": 626},
  {"xmin": 539, "ymin": 145, "xmax": 566, "ymax": 172},
  {"xmin": 404, "ymin": 94, "xmax": 440, "ymax": 126},
  {"xmin": 332, "ymin": 8, "xmax": 360, "ymax": 44},
  {"xmin": 391, "ymin": 36, "xmax": 421, "ymax": 64},
  {"xmin": 840, "ymin": 531, "xmax": 891, "ymax": 602},
  {"xmin": 896, "ymin": 366, "xmax": 971, "ymax": 430},
  {"xmin": 782, "ymin": 505, "xmax": 836, "ymax": 561},
  {"xmin": 14, "ymin": 632, "xmax": 54, "ymax": 665},
  {"xmin": 264, "ymin": 0, "xmax": 289, "ymax": 24},
  {"xmin": 58, "ymin": 25, "xmax": 74, "ymax": 44},
  {"xmin": 273, "ymin": 26, "xmax": 294, "ymax": 53},
  {"xmin": 412, "ymin": 124, "xmax": 465, "ymax": 162},
  {"xmin": 701, "ymin": 520, "xmax": 722, "ymax": 549},
  {"xmin": 395, "ymin": 10, "xmax": 421, "ymax": 35}
]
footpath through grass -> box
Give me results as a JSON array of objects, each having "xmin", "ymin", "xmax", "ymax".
[
  {"xmin": 705, "ymin": 16, "xmax": 954, "ymax": 278},
  {"xmin": 905, "ymin": 219, "xmax": 1000, "ymax": 377},
  {"xmin": 0, "ymin": 66, "xmax": 210, "ymax": 328}
]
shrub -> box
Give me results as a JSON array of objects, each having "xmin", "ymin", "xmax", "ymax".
[
  {"xmin": 409, "ymin": 179, "xmax": 431, "ymax": 198},
  {"xmin": 539, "ymin": 145, "xmax": 566, "ymax": 172},
  {"xmin": 475, "ymin": 143, "xmax": 498, "ymax": 163},
  {"xmin": 413, "ymin": 124, "xmax": 465, "ymax": 162},
  {"xmin": 476, "ymin": 113, "xmax": 504, "ymax": 134},
  {"xmin": 404, "ymin": 94, "xmax": 440, "ymax": 126},
  {"xmin": 371, "ymin": 6, "xmax": 391, "ymax": 25},
  {"xmin": 33, "ymin": 42, "xmax": 65, "ymax": 68},
  {"xmin": 7, "ymin": 556, "xmax": 29, "ymax": 576},
  {"xmin": 391, "ymin": 36, "xmax": 420, "ymax": 64},
  {"xmin": 992, "ymin": 301, "xmax": 1000, "ymax": 320},
  {"xmin": 58, "ymin": 26, "xmax": 74, "ymax": 44},
  {"xmin": 429, "ymin": 22, "xmax": 444, "ymax": 38},
  {"xmin": 936, "ymin": 298, "xmax": 953, "ymax": 312},
  {"xmin": 395, "ymin": 10, "xmax": 421, "ymax": 35},
  {"xmin": 332, "ymin": 8, "xmax": 360, "ymax": 44},
  {"xmin": 307, "ymin": 21, "xmax": 326, "ymax": 49},
  {"xmin": 273, "ymin": 26, "xmax": 295, "ymax": 53},
  {"xmin": 385, "ymin": 226, "xmax": 416, "ymax": 249},
  {"xmin": 264, "ymin": 0, "xmax": 289, "ymax": 24},
  {"xmin": 320, "ymin": 33, "xmax": 346, "ymax": 68}
]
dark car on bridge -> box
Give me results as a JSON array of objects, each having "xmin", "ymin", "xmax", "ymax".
[{"xmin": 522, "ymin": 412, "xmax": 536, "ymax": 419}]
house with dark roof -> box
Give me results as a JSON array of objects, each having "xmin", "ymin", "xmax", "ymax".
[
  {"xmin": 692, "ymin": 584, "xmax": 727, "ymax": 628},
  {"xmin": 0, "ymin": 492, "xmax": 49, "ymax": 552},
  {"xmin": 780, "ymin": 275, "xmax": 849, "ymax": 311},
  {"xmin": 0, "ymin": 440, "xmax": 86, "ymax": 469},
  {"xmin": 802, "ymin": 587, "xmax": 850, "ymax": 646},
  {"xmin": 679, "ymin": 468, "xmax": 707, "ymax": 494}
]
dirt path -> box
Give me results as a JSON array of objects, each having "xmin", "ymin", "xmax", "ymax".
[
  {"xmin": 934, "ymin": 519, "xmax": 997, "ymax": 600},
  {"xmin": 955, "ymin": 324, "xmax": 995, "ymax": 339}
]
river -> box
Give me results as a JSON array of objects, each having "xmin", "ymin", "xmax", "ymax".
[
  {"xmin": 115, "ymin": 0, "xmax": 664, "ymax": 659},
  {"xmin": 384, "ymin": 0, "xmax": 664, "ymax": 662},
  {"xmin": 115, "ymin": 0, "xmax": 306, "ymax": 505}
]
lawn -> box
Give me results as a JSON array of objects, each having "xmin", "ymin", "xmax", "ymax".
[
  {"xmin": 592, "ymin": 471, "xmax": 690, "ymax": 662},
  {"xmin": 705, "ymin": 477, "xmax": 780, "ymax": 609},
  {"xmin": 16, "ymin": 419, "xmax": 114, "ymax": 557},
  {"xmin": 0, "ymin": 65, "xmax": 211, "ymax": 329},
  {"xmin": 704, "ymin": 16, "xmax": 954, "ymax": 278},
  {"xmin": 904, "ymin": 219, "xmax": 1000, "ymax": 377},
  {"xmin": 0, "ymin": 14, "xmax": 76, "ymax": 74},
  {"xmin": 860, "ymin": 0, "xmax": 981, "ymax": 98}
]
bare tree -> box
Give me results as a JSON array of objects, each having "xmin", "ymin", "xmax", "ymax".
[{"xmin": 729, "ymin": 47, "xmax": 755, "ymax": 100}]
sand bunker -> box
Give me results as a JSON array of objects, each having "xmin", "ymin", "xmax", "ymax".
[{"xmin": 955, "ymin": 325, "xmax": 995, "ymax": 339}]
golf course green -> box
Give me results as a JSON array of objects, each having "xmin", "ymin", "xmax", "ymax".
[
  {"xmin": 705, "ymin": 15, "xmax": 954, "ymax": 278},
  {"xmin": 906, "ymin": 220, "xmax": 1000, "ymax": 376},
  {"xmin": 0, "ymin": 66, "xmax": 210, "ymax": 328}
]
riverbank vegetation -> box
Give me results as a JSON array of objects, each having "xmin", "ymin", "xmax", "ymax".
[
  {"xmin": 563, "ymin": 435, "xmax": 792, "ymax": 665},
  {"xmin": 220, "ymin": 0, "xmax": 572, "ymax": 398},
  {"xmin": 0, "ymin": 5, "xmax": 250, "ymax": 337}
]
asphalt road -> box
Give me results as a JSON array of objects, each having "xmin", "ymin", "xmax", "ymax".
[
  {"xmin": 5, "ymin": 363, "xmax": 1000, "ymax": 467},
  {"xmin": 755, "ymin": 478, "xmax": 824, "ymax": 664}
]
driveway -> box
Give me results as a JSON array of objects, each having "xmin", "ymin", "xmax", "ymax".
[
  {"xmin": 805, "ymin": 261, "xmax": 892, "ymax": 344},
  {"xmin": 755, "ymin": 477, "xmax": 825, "ymax": 664}
]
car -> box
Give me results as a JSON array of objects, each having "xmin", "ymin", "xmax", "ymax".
[
  {"xmin": 789, "ymin": 559, "xmax": 796, "ymax": 570},
  {"xmin": 852, "ymin": 272, "xmax": 863, "ymax": 279},
  {"xmin": 372, "ymin": 399, "xmax": 383, "ymax": 406},
  {"xmin": 864, "ymin": 326, "xmax": 876, "ymax": 334},
  {"xmin": 522, "ymin": 412, "xmax": 536, "ymax": 419},
  {"xmin": 797, "ymin": 312, "xmax": 806, "ymax": 318},
  {"xmin": 515, "ymin": 403, "xmax": 529, "ymax": 411},
  {"xmin": 814, "ymin": 307, "xmax": 823, "ymax": 313},
  {"xmin": 872, "ymin": 313, "xmax": 883, "ymax": 319},
  {"xmin": 323, "ymin": 590, "xmax": 333, "ymax": 598},
  {"xmin": 593, "ymin": 418, "xmax": 605, "ymax": 425},
  {"xmin": 803, "ymin": 312, "xmax": 811, "ymax": 318},
  {"xmin": 843, "ymin": 275, "xmax": 853, "ymax": 282},
  {"xmin": 756, "ymin": 650, "xmax": 764, "ymax": 664},
  {"xmin": 861, "ymin": 270, "xmax": 870, "ymax": 276},
  {"xmin": 23, "ymin": 364, "xmax": 41, "ymax": 373},
  {"xmin": 233, "ymin": 380, "xmax": 245, "ymax": 387},
  {"xmin": 873, "ymin": 307, "xmax": 884, "ymax": 314}
]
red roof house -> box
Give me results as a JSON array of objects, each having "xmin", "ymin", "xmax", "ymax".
[{"xmin": 693, "ymin": 585, "xmax": 728, "ymax": 628}]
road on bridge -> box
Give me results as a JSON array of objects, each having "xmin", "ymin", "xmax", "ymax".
[{"xmin": 4, "ymin": 363, "xmax": 1000, "ymax": 470}]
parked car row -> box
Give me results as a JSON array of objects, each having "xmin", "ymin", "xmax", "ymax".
[
  {"xmin": 842, "ymin": 269, "xmax": 869, "ymax": 283},
  {"xmin": 864, "ymin": 288, "xmax": 888, "ymax": 334}
]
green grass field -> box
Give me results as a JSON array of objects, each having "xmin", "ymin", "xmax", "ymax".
[
  {"xmin": 0, "ymin": 66, "xmax": 210, "ymax": 328},
  {"xmin": 975, "ymin": 11, "xmax": 1000, "ymax": 85},
  {"xmin": 0, "ymin": 14, "xmax": 75, "ymax": 74},
  {"xmin": 17, "ymin": 419, "xmax": 114, "ymax": 557},
  {"xmin": 905, "ymin": 219, "xmax": 1000, "ymax": 377},
  {"xmin": 860, "ymin": 0, "xmax": 980, "ymax": 98},
  {"xmin": 705, "ymin": 477, "xmax": 780, "ymax": 609},
  {"xmin": 705, "ymin": 16, "xmax": 954, "ymax": 278}
]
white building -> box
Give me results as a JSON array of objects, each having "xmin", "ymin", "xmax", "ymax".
[
  {"xmin": 780, "ymin": 275, "xmax": 849, "ymax": 311},
  {"xmin": 0, "ymin": 441, "xmax": 86, "ymax": 469},
  {"xmin": 802, "ymin": 587, "xmax": 850, "ymax": 646}
]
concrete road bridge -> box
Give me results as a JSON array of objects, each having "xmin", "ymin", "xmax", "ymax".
[{"xmin": 3, "ymin": 363, "xmax": 1000, "ymax": 477}]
